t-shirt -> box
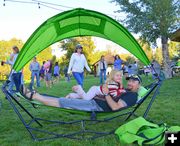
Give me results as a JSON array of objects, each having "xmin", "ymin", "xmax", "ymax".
[
  {"xmin": 114, "ymin": 59, "xmax": 122, "ymax": 70},
  {"xmin": 100, "ymin": 81, "xmax": 125, "ymax": 99},
  {"xmin": 94, "ymin": 92, "xmax": 138, "ymax": 112}
]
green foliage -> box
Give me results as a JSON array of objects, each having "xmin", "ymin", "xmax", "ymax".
[
  {"xmin": 112, "ymin": 0, "xmax": 179, "ymax": 43},
  {"xmin": 168, "ymin": 41, "xmax": 180, "ymax": 60},
  {"xmin": 112, "ymin": 0, "xmax": 180, "ymax": 78},
  {"xmin": 126, "ymin": 55, "xmax": 136, "ymax": 64}
]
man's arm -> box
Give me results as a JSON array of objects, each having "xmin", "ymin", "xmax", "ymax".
[{"xmin": 105, "ymin": 95, "xmax": 126, "ymax": 111}]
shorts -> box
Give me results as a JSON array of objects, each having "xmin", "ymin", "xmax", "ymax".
[
  {"xmin": 40, "ymin": 73, "xmax": 44, "ymax": 78},
  {"xmin": 45, "ymin": 73, "xmax": 52, "ymax": 81},
  {"xmin": 58, "ymin": 98, "xmax": 103, "ymax": 111}
]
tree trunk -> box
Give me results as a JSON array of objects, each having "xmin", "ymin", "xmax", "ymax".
[{"xmin": 161, "ymin": 36, "xmax": 172, "ymax": 78}]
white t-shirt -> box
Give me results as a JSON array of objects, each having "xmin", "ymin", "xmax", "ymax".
[{"xmin": 68, "ymin": 53, "xmax": 91, "ymax": 74}]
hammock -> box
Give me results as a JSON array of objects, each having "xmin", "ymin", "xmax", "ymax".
[
  {"xmin": 1, "ymin": 79, "xmax": 162, "ymax": 141},
  {"xmin": 1, "ymin": 8, "xmax": 162, "ymax": 141}
]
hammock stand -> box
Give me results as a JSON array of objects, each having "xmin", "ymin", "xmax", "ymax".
[
  {"xmin": 2, "ymin": 79, "xmax": 162, "ymax": 141},
  {"xmin": 1, "ymin": 8, "xmax": 162, "ymax": 141}
]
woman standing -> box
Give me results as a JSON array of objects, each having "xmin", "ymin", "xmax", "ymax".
[
  {"xmin": 1, "ymin": 46, "xmax": 22, "ymax": 94},
  {"xmin": 114, "ymin": 55, "xmax": 123, "ymax": 70},
  {"xmin": 44, "ymin": 60, "xmax": 53, "ymax": 88},
  {"xmin": 68, "ymin": 44, "xmax": 91, "ymax": 87}
]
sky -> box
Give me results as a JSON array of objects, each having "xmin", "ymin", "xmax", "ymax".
[{"xmin": 0, "ymin": 0, "xmax": 130, "ymax": 57}]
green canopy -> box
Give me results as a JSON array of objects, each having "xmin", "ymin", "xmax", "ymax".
[{"xmin": 13, "ymin": 8, "xmax": 150, "ymax": 71}]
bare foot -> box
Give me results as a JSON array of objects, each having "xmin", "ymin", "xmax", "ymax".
[
  {"xmin": 72, "ymin": 85, "xmax": 79, "ymax": 92},
  {"xmin": 65, "ymin": 94, "xmax": 70, "ymax": 98}
]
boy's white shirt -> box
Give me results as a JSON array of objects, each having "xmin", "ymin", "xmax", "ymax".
[{"xmin": 68, "ymin": 53, "xmax": 91, "ymax": 74}]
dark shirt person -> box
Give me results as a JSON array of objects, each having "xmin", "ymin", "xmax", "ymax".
[{"xmin": 20, "ymin": 75, "xmax": 141, "ymax": 112}]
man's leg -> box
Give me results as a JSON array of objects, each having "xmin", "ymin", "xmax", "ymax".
[
  {"xmin": 36, "ymin": 72, "xmax": 40, "ymax": 87},
  {"xmin": 23, "ymin": 88, "xmax": 103, "ymax": 111},
  {"xmin": 31, "ymin": 72, "xmax": 35, "ymax": 87},
  {"xmin": 32, "ymin": 93, "xmax": 60, "ymax": 107}
]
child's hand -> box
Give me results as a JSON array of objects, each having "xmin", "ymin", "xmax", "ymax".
[
  {"xmin": 102, "ymin": 84, "xmax": 109, "ymax": 95},
  {"xmin": 118, "ymin": 89, "xmax": 126, "ymax": 93}
]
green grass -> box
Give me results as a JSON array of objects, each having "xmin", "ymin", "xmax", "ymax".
[{"xmin": 0, "ymin": 75, "xmax": 179, "ymax": 146}]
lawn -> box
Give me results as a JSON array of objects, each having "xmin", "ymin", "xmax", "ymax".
[{"xmin": 0, "ymin": 75, "xmax": 180, "ymax": 146}]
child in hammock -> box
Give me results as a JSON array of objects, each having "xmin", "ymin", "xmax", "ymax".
[{"xmin": 66, "ymin": 70, "xmax": 126, "ymax": 100}]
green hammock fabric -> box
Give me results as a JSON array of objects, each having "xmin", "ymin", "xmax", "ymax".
[
  {"xmin": 115, "ymin": 117, "xmax": 180, "ymax": 145},
  {"xmin": 13, "ymin": 8, "xmax": 150, "ymax": 72}
]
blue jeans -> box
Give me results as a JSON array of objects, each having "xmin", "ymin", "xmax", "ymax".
[
  {"xmin": 8, "ymin": 72, "xmax": 22, "ymax": 94},
  {"xmin": 30, "ymin": 71, "xmax": 40, "ymax": 88},
  {"xmin": 72, "ymin": 72, "xmax": 84, "ymax": 87},
  {"xmin": 100, "ymin": 69, "xmax": 106, "ymax": 84}
]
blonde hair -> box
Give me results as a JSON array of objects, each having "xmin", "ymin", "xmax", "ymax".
[{"xmin": 106, "ymin": 70, "xmax": 123, "ymax": 84}]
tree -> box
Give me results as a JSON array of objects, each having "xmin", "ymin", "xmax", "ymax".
[
  {"xmin": 138, "ymin": 40, "xmax": 153, "ymax": 61},
  {"xmin": 112, "ymin": 0, "xmax": 180, "ymax": 78}
]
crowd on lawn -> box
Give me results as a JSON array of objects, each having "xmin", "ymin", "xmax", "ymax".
[{"xmin": 0, "ymin": 45, "xmax": 164, "ymax": 112}]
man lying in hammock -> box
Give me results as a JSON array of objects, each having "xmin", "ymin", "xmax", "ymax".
[{"xmin": 20, "ymin": 75, "xmax": 142, "ymax": 112}]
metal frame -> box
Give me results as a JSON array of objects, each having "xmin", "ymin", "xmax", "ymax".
[{"xmin": 1, "ymin": 80, "xmax": 162, "ymax": 141}]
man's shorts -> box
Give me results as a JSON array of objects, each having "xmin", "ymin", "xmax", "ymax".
[{"xmin": 58, "ymin": 98, "xmax": 103, "ymax": 111}]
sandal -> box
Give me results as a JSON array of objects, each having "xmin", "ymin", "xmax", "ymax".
[{"xmin": 20, "ymin": 85, "xmax": 35, "ymax": 101}]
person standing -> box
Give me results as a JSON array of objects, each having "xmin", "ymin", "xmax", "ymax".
[
  {"xmin": 114, "ymin": 55, "xmax": 123, "ymax": 70},
  {"xmin": 99, "ymin": 55, "xmax": 107, "ymax": 84},
  {"xmin": 151, "ymin": 60, "xmax": 161, "ymax": 79},
  {"xmin": 68, "ymin": 44, "xmax": 91, "ymax": 87},
  {"xmin": 29, "ymin": 57, "xmax": 40, "ymax": 89},
  {"xmin": 64, "ymin": 65, "xmax": 70, "ymax": 82},
  {"xmin": 39, "ymin": 61, "xmax": 45, "ymax": 81},
  {"xmin": 44, "ymin": 60, "xmax": 53, "ymax": 88},
  {"xmin": 1, "ymin": 46, "xmax": 22, "ymax": 94},
  {"xmin": 53, "ymin": 62, "xmax": 60, "ymax": 83}
]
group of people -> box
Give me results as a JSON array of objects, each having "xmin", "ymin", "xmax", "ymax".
[
  {"xmin": 18, "ymin": 44, "xmax": 144, "ymax": 112},
  {"xmin": 29, "ymin": 58, "xmax": 60, "ymax": 89},
  {"xmin": 20, "ymin": 70, "xmax": 142, "ymax": 112},
  {"xmin": 98, "ymin": 54, "xmax": 139, "ymax": 84},
  {"xmin": 1, "ymin": 44, "xmax": 161, "ymax": 112}
]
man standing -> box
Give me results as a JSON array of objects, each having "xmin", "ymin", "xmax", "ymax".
[{"xmin": 29, "ymin": 57, "xmax": 40, "ymax": 89}]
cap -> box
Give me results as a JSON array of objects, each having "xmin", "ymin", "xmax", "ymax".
[
  {"xmin": 76, "ymin": 44, "xmax": 83, "ymax": 49},
  {"xmin": 126, "ymin": 74, "xmax": 142, "ymax": 83}
]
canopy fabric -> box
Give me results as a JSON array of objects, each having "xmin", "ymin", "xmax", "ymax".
[{"xmin": 13, "ymin": 8, "xmax": 150, "ymax": 71}]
